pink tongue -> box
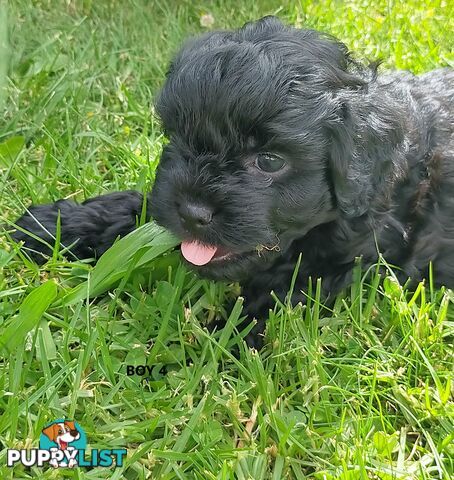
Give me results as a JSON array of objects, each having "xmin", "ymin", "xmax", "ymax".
[{"xmin": 181, "ymin": 241, "xmax": 218, "ymax": 266}]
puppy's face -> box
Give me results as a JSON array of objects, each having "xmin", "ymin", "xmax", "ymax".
[
  {"xmin": 42, "ymin": 421, "xmax": 80, "ymax": 445},
  {"xmin": 152, "ymin": 133, "xmax": 335, "ymax": 282},
  {"xmin": 151, "ymin": 17, "xmax": 398, "ymax": 281}
]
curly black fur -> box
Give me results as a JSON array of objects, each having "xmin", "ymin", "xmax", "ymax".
[
  {"xmin": 12, "ymin": 17, "xmax": 454, "ymax": 347},
  {"xmin": 12, "ymin": 191, "xmax": 149, "ymax": 262}
]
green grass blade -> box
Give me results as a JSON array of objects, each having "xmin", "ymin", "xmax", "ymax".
[
  {"xmin": 60, "ymin": 222, "xmax": 179, "ymax": 304},
  {"xmin": 0, "ymin": 280, "xmax": 57, "ymax": 353}
]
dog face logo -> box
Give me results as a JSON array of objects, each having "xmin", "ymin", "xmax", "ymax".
[
  {"xmin": 42, "ymin": 421, "xmax": 80, "ymax": 450},
  {"xmin": 39, "ymin": 419, "xmax": 86, "ymax": 468}
]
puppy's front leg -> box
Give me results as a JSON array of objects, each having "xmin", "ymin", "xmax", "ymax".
[
  {"xmin": 240, "ymin": 288, "xmax": 274, "ymax": 349},
  {"xmin": 241, "ymin": 266, "xmax": 354, "ymax": 349},
  {"xmin": 11, "ymin": 191, "xmax": 150, "ymax": 263}
]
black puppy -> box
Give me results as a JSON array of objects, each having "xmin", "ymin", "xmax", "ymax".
[
  {"xmin": 12, "ymin": 191, "xmax": 149, "ymax": 262},
  {"xmin": 12, "ymin": 17, "xmax": 454, "ymax": 347}
]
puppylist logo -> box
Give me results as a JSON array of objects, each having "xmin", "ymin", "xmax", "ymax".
[{"xmin": 7, "ymin": 419, "xmax": 127, "ymax": 469}]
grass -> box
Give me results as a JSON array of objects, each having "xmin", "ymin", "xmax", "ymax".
[{"xmin": 0, "ymin": 0, "xmax": 453, "ymax": 478}]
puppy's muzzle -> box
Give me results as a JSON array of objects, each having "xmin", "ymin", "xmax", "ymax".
[{"xmin": 178, "ymin": 201, "xmax": 214, "ymax": 231}]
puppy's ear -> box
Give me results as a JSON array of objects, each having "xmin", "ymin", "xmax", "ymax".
[
  {"xmin": 328, "ymin": 86, "xmax": 407, "ymax": 217},
  {"xmin": 42, "ymin": 424, "xmax": 59, "ymax": 442},
  {"xmin": 65, "ymin": 421, "xmax": 76, "ymax": 431}
]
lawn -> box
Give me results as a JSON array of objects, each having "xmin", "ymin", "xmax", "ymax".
[{"xmin": 1, "ymin": 0, "xmax": 453, "ymax": 478}]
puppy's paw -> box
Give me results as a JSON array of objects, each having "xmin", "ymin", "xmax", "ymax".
[
  {"xmin": 242, "ymin": 317, "xmax": 266, "ymax": 350},
  {"xmin": 206, "ymin": 314, "xmax": 266, "ymax": 350}
]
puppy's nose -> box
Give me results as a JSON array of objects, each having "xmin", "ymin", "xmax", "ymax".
[{"xmin": 178, "ymin": 202, "xmax": 213, "ymax": 229}]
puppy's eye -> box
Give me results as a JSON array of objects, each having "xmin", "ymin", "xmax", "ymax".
[{"xmin": 255, "ymin": 153, "xmax": 285, "ymax": 173}]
